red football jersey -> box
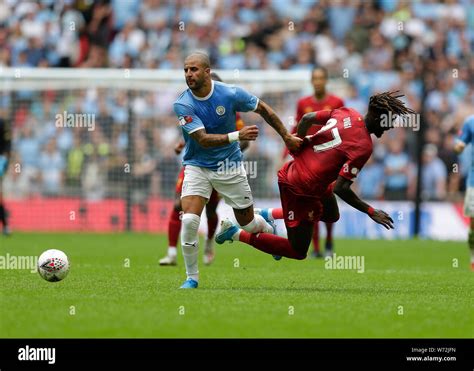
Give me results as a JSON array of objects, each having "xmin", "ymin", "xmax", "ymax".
[
  {"xmin": 294, "ymin": 94, "xmax": 344, "ymax": 136},
  {"xmin": 282, "ymin": 94, "xmax": 344, "ymax": 159},
  {"xmin": 281, "ymin": 107, "xmax": 373, "ymax": 197}
]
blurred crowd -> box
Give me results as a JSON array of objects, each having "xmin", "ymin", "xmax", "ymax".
[{"xmin": 1, "ymin": 0, "xmax": 474, "ymax": 202}]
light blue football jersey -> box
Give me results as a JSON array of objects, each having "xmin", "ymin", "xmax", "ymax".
[
  {"xmin": 457, "ymin": 115, "xmax": 474, "ymax": 187},
  {"xmin": 173, "ymin": 80, "xmax": 258, "ymax": 171}
]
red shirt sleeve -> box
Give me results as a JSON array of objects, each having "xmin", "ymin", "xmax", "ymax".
[
  {"xmin": 335, "ymin": 97, "xmax": 344, "ymax": 109},
  {"xmin": 310, "ymin": 110, "xmax": 333, "ymax": 127},
  {"xmin": 338, "ymin": 146, "xmax": 371, "ymax": 181}
]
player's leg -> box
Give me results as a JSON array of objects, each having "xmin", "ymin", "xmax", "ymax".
[
  {"xmin": 320, "ymin": 191, "xmax": 340, "ymax": 257},
  {"xmin": 217, "ymin": 215, "xmax": 312, "ymax": 260},
  {"xmin": 203, "ymin": 190, "xmax": 220, "ymax": 265},
  {"xmin": 160, "ymin": 195, "xmax": 182, "ymax": 266},
  {"xmin": 0, "ymin": 179, "xmax": 9, "ymax": 236},
  {"xmin": 311, "ymin": 222, "xmax": 322, "ymax": 258},
  {"xmin": 160, "ymin": 168, "xmax": 185, "ymax": 266},
  {"xmin": 324, "ymin": 223, "xmax": 334, "ymax": 255},
  {"xmin": 216, "ymin": 180, "xmax": 318, "ymax": 260},
  {"xmin": 179, "ymin": 166, "xmax": 212, "ymax": 288},
  {"xmin": 470, "ymin": 218, "xmax": 474, "ymax": 271},
  {"xmin": 463, "ymin": 187, "xmax": 474, "ymax": 271},
  {"xmin": 233, "ymin": 205, "xmax": 274, "ymax": 234},
  {"xmin": 210, "ymin": 165, "xmax": 274, "ymax": 234}
]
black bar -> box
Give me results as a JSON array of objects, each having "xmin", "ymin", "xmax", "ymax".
[{"xmin": 0, "ymin": 339, "xmax": 472, "ymax": 368}]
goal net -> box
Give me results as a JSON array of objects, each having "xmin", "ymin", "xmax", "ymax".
[{"xmin": 1, "ymin": 67, "xmax": 348, "ymax": 232}]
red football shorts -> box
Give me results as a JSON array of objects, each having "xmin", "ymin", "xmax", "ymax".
[{"xmin": 277, "ymin": 162, "xmax": 324, "ymax": 228}]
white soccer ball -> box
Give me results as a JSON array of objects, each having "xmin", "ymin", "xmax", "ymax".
[{"xmin": 37, "ymin": 249, "xmax": 70, "ymax": 282}]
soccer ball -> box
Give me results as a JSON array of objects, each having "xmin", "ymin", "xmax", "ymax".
[{"xmin": 37, "ymin": 249, "xmax": 70, "ymax": 282}]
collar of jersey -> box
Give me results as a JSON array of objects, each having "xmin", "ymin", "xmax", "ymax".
[{"xmin": 190, "ymin": 80, "xmax": 214, "ymax": 101}]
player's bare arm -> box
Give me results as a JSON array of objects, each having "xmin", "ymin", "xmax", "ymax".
[
  {"xmin": 189, "ymin": 126, "xmax": 259, "ymax": 148},
  {"xmin": 296, "ymin": 110, "xmax": 331, "ymax": 138},
  {"xmin": 254, "ymin": 100, "xmax": 302, "ymax": 152},
  {"xmin": 334, "ymin": 175, "xmax": 394, "ymax": 230},
  {"xmin": 296, "ymin": 112, "xmax": 315, "ymax": 137}
]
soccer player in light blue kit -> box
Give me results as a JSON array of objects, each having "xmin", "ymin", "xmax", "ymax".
[
  {"xmin": 174, "ymin": 52, "xmax": 302, "ymax": 288},
  {"xmin": 454, "ymin": 114, "xmax": 474, "ymax": 271}
]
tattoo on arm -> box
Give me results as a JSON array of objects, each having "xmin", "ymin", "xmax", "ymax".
[
  {"xmin": 190, "ymin": 128, "xmax": 230, "ymax": 148},
  {"xmin": 255, "ymin": 100, "xmax": 288, "ymax": 139}
]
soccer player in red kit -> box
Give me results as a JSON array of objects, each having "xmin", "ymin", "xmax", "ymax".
[
  {"xmin": 160, "ymin": 72, "xmax": 249, "ymax": 266},
  {"xmin": 285, "ymin": 67, "xmax": 344, "ymax": 258},
  {"xmin": 216, "ymin": 92, "xmax": 414, "ymax": 260}
]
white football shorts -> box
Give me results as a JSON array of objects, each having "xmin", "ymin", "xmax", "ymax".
[
  {"xmin": 181, "ymin": 164, "xmax": 253, "ymax": 209},
  {"xmin": 464, "ymin": 187, "xmax": 474, "ymax": 217}
]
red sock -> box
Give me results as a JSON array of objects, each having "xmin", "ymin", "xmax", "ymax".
[
  {"xmin": 325, "ymin": 222, "xmax": 333, "ymax": 243},
  {"xmin": 207, "ymin": 214, "xmax": 218, "ymax": 240},
  {"xmin": 271, "ymin": 208, "xmax": 284, "ymax": 220},
  {"xmin": 238, "ymin": 231, "xmax": 306, "ymax": 260},
  {"xmin": 167, "ymin": 209, "xmax": 181, "ymax": 247},
  {"xmin": 312, "ymin": 222, "xmax": 320, "ymax": 253}
]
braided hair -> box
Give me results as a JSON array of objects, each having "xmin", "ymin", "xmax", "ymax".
[{"xmin": 368, "ymin": 91, "xmax": 415, "ymax": 118}]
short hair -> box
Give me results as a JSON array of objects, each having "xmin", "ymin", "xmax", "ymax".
[
  {"xmin": 312, "ymin": 66, "xmax": 328, "ymax": 79},
  {"xmin": 185, "ymin": 52, "xmax": 210, "ymax": 69}
]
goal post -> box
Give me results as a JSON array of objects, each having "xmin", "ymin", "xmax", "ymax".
[{"xmin": 0, "ymin": 67, "xmax": 348, "ymax": 232}]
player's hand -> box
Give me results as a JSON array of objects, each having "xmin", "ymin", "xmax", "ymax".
[
  {"xmin": 174, "ymin": 141, "xmax": 185, "ymax": 155},
  {"xmin": 369, "ymin": 209, "xmax": 394, "ymax": 230},
  {"xmin": 284, "ymin": 134, "xmax": 303, "ymax": 153},
  {"xmin": 239, "ymin": 125, "xmax": 259, "ymax": 141}
]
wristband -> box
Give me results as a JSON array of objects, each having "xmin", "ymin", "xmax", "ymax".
[
  {"xmin": 367, "ymin": 206, "xmax": 375, "ymax": 216},
  {"xmin": 228, "ymin": 131, "xmax": 240, "ymax": 143}
]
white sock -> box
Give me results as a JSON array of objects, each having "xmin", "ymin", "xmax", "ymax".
[
  {"xmin": 168, "ymin": 247, "xmax": 177, "ymax": 258},
  {"xmin": 181, "ymin": 213, "xmax": 200, "ymax": 282},
  {"xmin": 232, "ymin": 229, "xmax": 242, "ymax": 241},
  {"xmin": 241, "ymin": 214, "xmax": 273, "ymax": 234},
  {"xmin": 267, "ymin": 208, "xmax": 275, "ymax": 221}
]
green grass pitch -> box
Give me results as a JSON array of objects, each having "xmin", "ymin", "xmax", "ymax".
[{"xmin": 1, "ymin": 233, "xmax": 473, "ymax": 338}]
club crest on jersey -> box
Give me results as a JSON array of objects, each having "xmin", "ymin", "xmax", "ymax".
[
  {"xmin": 179, "ymin": 115, "xmax": 193, "ymax": 126},
  {"xmin": 216, "ymin": 106, "xmax": 226, "ymax": 116}
]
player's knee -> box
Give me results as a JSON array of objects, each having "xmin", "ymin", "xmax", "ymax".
[
  {"xmin": 290, "ymin": 244, "xmax": 308, "ymax": 260},
  {"xmin": 288, "ymin": 228, "xmax": 311, "ymax": 259},
  {"xmin": 321, "ymin": 210, "xmax": 339, "ymax": 223},
  {"xmin": 181, "ymin": 213, "xmax": 200, "ymax": 242},
  {"xmin": 294, "ymin": 252, "xmax": 307, "ymax": 260}
]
